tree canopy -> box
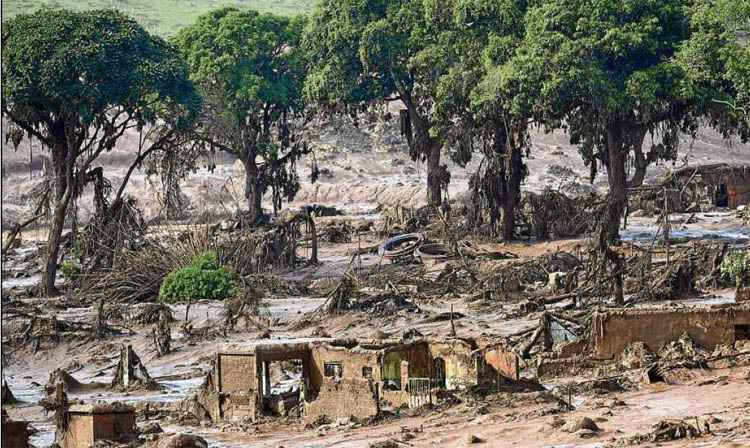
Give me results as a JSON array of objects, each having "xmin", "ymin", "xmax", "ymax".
[
  {"xmin": 499, "ymin": 0, "xmax": 712, "ymax": 242},
  {"xmin": 304, "ymin": 0, "xmax": 470, "ymax": 205},
  {"xmin": 174, "ymin": 7, "xmax": 308, "ymax": 222},
  {"xmin": 2, "ymin": 8, "xmax": 201, "ymax": 294}
]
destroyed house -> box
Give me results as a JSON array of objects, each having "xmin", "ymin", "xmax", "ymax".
[
  {"xmin": 57, "ymin": 403, "xmax": 136, "ymax": 448},
  {"xmin": 202, "ymin": 337, "xmax": 519, "ymax": 422},
  {"xmin": 591, "ymin": 304, "xmax": 750, "ymax": 360},
  {"xmin": 633, "ymin": 163, "xmax": 750, "ymax": 211}
]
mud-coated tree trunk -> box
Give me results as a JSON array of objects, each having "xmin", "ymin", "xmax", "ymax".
[
  {"xmin": 426, "ymin": 143, "xmax": 443, "ymax": 206},
  {"xmin": 44, "ymin": 142, "xmax": 73, "ymax": 296},
  {"xmin": 502, "ymin": 144, "xmax": 524, "ymax": 241},
  {"xmin": 242, "ymin": 155, "xmax": 263, "ymax": 224},
  {"xmin": 604, "ymin": 124, "xmax": 628, "ymax": 244},
  {"xmin": 627, "ymin": 127, "xmax": 649, "ymax": 187}
]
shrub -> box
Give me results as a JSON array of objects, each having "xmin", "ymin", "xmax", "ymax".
[
  {"xmin": 720, "ymin": 251, "xmax": 750, "ymax": 287},
  {"xmin": 60, "ymin": 260, "xmax": 81, "ymax": 282},
  {"xmin": 159, "ymin": 251, "xmax": 235, "ymax": 303}
]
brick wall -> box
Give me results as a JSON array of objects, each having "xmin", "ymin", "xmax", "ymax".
[
  {"xmin": 592, "ymin": 306, "xmax": 750, "ymax": 360},
  {"xmin": 60, "ymin": 411, "xmax": 136, "ymax": 448},
  {"xmin": 482, "ymin": 347, "xmax": 519, "ymax": 381},
  {"xmin": 60, "ymin": 414, "xmax": 93, "ymax": 448},
  {"xmin": 92, "ymin": 412, "xmax": 136, "ymax": 441},
  {"xmin": 309, "ymin": 345, "xmax": 380, "ymax": 393},
  {"xmin": 429, "ymin": 341, "xmax": 477, "ymax": 390},
  {"xmin": 304, "ymin": 378, "xmax": 378, "ymax": 421},
  {"xmin": 218, "ymin": 353, "xmax": 257, "ymax": 392}
]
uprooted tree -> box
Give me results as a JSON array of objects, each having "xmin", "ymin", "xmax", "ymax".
[
  {"xmin": 174, "ymin": 8, "xmax": 310, "ymax": 225},
  {"xmin": 304, "ymin": 0, "xmax": 469, "ymax": 206},
  {"xmin": 2, "ymin": 9, "xmax": 201, "ymax": 295}
]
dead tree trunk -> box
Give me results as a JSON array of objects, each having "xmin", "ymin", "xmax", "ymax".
[{"xmin": 111, "ymin": 344, "xmax": 159, "ymax": 391}]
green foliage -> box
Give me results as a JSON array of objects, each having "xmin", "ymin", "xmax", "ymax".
[
  {"xmin": 60, "ymin": 260, "xmax": 81, "ymax": 282},
  {"xmin": 173, "ymin": 8, "xmax": 309, "ymax": 218},
  {"xmin": 720, "ymin": 251, "xmax": 750, "ymax": 287},
  {"xmin": 677, "ymin": 0, "xmax": 750, "ymax": 134},
  {"xmin": 159, "ymin": 251, "xmax": 235, "ymax": 303},
  {"xmin": 2, "ymin": 8, "xmax": 201, "ymax": 139},
  {"xmin": 174, "ymin": 8, "xmax": 305, "ymax": 126},
  {"xmin": 2, "ymin": 1, "xmax": 314, "ymax": 37}
]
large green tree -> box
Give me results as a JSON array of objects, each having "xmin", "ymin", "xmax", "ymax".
[
  {"xmin": 435, "ymin": 0, "xmax": 531, "ymax": 239},
  {"xmin": 505, "ymin": 0, "xmax": 717, "ymax": 243},
  {"xmin": 304, "ymin": 0, "xmax": 465, "ymax": 206},
  {"xmin": 174, "ymin": 8, "xmax": 308, "ymax": 223},
  {"xmin": 678, "ymin": 0, "xmax": 750, "ymax": 128},
  {"xmin": 2, "ymin": 9, "xmax": 200, "ymax": 295}
]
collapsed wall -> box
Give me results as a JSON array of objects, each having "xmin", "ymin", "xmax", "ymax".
[{"xmin": 591, "ymin": 305, "xmax": 750, "ymax": 360}]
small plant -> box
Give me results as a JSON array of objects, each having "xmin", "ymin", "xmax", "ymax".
[
  {"xmin": 60, "ymin": 260, "xmax": 81, "ymax": 282},
  {"xmin": 159, "ymin": 251, "xmax": 235, "ymax": 303},
  {"xmin": 720, "ymin": 251, "xmax": 750, "ymax": 287}
]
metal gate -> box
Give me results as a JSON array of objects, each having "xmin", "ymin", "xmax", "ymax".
[{"xmin": 408, "ymin": 377, "xmax": 432, "ymax": 409}]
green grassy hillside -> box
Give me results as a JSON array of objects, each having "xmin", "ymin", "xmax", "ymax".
[{"xmin": 1, "ymin": 0, "xmax": 315, "ymax": 36}]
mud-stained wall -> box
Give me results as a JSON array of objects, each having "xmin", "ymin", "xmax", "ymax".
[
  {"xmin": 303, "ymin": 378, "xmax": 379, "ymax": 422},
  {"xmin": 429, "ymin": 340, "xmax": 476, "ymax": 390},
  {"xmin": 592, "ymin": 306, "xmax": 750, "ymax": 360},
  {"xmin": 309, "ymin": 345, "xmax": 380, "ymax": 393},
  {"xmin": 482, "ymin": 347, "xmax": 519, "ymax": 381},
  {"xmin": 217, "ymin": 353, "xmax": 257, "ymax": 392},
  {"xmin": 722, "ymin": 171, "xmax": 750, "ymax": 208},
  {"xmin": 60, "ymin": 414, "xmax": 94, "ymax": 448},
  {"xmin": 60, "ymin": 411, "xmax": 135, "ymax": 448},
  {"xmin": 2, "ymin": 419, "xmax": 29, "ymax": 448}
]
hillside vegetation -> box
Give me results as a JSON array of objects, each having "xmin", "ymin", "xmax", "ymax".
[{"xmin": 1, "ymin": 0, "xmax": 314, "ymax": 35}]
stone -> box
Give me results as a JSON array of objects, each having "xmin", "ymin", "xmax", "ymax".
[
  {"xmin": 158, "ymin": 434, "xmax": 208, "ymax": 448},
  {"xmin": 562, "ymin": 416, "xmax": 600, "ymax": 433},
  {"xmin": 467, "ymin": 434, "xmax": 484, "ymax": 444},
  {"xmin": 140, "ymin": 422, "xmax": 163, "ymax": 435}
]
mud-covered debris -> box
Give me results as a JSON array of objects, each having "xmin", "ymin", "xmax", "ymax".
[
  {"xmin": 619, "ymin": 342, "xmax": 655, "ymax": 369},
  {"xmin": 156, "ymin": 433, "xmax": 208, "ymax": 448},
  {"xmin": 368, "ymin": 440, "xmax": 400, "ymax": 448},
  {"xmin": 562, "ymin": 416, "xmax": 600, "ymax": 433},
  {"xmin": 639, "ymin": 419, "xmax": 703, "ymax": 443},
  {"xmin": 139, "ymin": 422, "xmax": 164, "ymax": 435},
  {"xmin": 46, "ymin": 369, "xmax": 84, "ymax": 394},
  {"xmin": 111, "ymin": 345, "xmax": 159, "ymax": 391}
]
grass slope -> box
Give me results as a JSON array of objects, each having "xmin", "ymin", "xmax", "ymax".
[{"xmin": 1, "ymin": 0, "xmax": 315, "ymax": 36}]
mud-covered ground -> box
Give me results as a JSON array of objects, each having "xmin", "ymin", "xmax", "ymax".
[{"xmin": 3, "ymin": 208, "xmax": 750, "ymax": 447}]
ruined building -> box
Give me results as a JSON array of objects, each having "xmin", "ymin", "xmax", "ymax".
[
  {"xmin": 591, "ymin": 304, "xmax": 750, "ymax": 360},
  {"xmin": 187, "ymin": 337, "xmax": 519, "ymax": 423}
]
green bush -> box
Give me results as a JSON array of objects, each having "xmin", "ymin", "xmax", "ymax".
[
  {"xmin": 60, "ymin": 259, "xmax": 81, "ymax": 282},
  {"xmin": 720, "ymin": 251, "xmax": 750, "ymax": 287},
  {"xmin": 159, "ymin": 251, "xmax": 235, "ymax": 303}
]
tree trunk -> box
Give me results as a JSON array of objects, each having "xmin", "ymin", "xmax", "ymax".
[
  {"xmin": 426, "ymin": 143, "xmax": 443, "ymax": 206},
  {"xmin": 44, "ymin": 142, "xmax": 73, "ymax": 296},
  {"xmin": 502, "ymin": 144, "xmax": 524, "ymax": 241},
  {"xmin": 627, "ymin": 128, "xmax": 649, "ymax": 187},
  {"xmin": 604, "ymin": 125, "xmax": 627, "ymax": 244},
  {"xmin": 242, "ymin": 155, "xmax": 263, "ymax": 224}
]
